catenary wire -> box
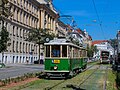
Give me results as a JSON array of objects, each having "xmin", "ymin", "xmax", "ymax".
[{"xmin": 92, "ymin": 0, "xmax": 106, "ymax": 39}]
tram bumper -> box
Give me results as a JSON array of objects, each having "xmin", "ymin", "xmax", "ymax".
[
  {"xmin": 100, "ymin": 60, "xmax": 110, "ymax": 63},
  {"xmin": 44, "ymin": 70, "xmax": 70, "ymax": 78}
]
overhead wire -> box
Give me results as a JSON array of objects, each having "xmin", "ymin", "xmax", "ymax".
[
  {"xmin": 92, "ymin": 0, "xmax": 106, "ymax": 40},
  {"xmin": 53, "ymin": 3, "xmax": 77, "ymax": 28}
]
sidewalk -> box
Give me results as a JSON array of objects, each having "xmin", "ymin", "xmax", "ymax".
[{"xmin": 5, "ymin": 63, "xmax": 44, "ymax": 68}]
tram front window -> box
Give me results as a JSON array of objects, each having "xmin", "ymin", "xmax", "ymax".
[
  {"xmin": 51, "ymin": 45, "xmax": 60, "ymax": 57},
  {"xmin": 62, "ymin": 45, "xmax": 67, "ymax": 57},
  {"xmin": 46, "ymin": 45, "xmax": 50, "ymax": 57}
]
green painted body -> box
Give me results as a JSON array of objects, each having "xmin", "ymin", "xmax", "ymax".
[{"xmin": 45, "ymin": 57, "xmax": 87, "ymax": 72}]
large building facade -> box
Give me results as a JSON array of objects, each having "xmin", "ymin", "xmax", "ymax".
[
  {"xmin": 0, "ymin": 0, "xmax": 40, "ymax": 64},
  {"xmin": 0, "ymin": 0, "xmax": 62, "ymax": 64},
  {"xmin": 92, "ymin": 40, "xmax": 114, "ymax": 58}
]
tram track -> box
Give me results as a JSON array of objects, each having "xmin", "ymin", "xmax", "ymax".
[
  {"xmin": 2, "ymin": 63, "xmax": 113, "ymax": 90},
  {"xmin": 43, "ymin": 62, "xmax": 98, "ymax": 90},
  {"xmin": 44, "ymin": 80, "xmax": 66, "ymax": 90},
  {"xmin": 103, "ymin": 66, "xmax": 108, "ymax": 90},
  {"xmin": 78, "ymin": 65, "xmax": 100, "ymax": 87},
  {"xmin": 74, "ymin": 64, "xmax": 109, "ymax": 90}
]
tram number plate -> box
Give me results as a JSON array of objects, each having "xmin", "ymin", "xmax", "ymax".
[{"xmin": 54, "ymin": 60, "xmax": 60, "ymax": 63}]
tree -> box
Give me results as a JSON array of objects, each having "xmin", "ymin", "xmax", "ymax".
[
  {"xmin": 26, "ymin": 28, "xmax": 55, "ymax": 64},
  {"xmin": 0, "ymin": 0, "xmax": 11, "ymax": 63},
  {"xmin": 0, "ymin": 26, "xmax": 10, "ymax": 62},
  {"xmin": 0, "ymin": 0, "xmax": 12, "ymax": 18},
  {"xmin": 87, "ymin": 45, "xmax": 98, "ymax": 57},
  {"xmin": 109, "ymin": 39, "xmax": 117, "ymax": 49}
]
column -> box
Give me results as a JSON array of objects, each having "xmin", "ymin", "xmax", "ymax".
[
  {"xmin": 40, "ymin": 9, "xmax": 45, "ymax": 29},
  {"xmin": 45, "ymin": 14, "xmax": 48, "ymax": 29}
]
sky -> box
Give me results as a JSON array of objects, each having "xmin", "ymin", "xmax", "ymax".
[{"xmin": 53, "ymin": 0, "xmax": 120, "ymax": 41}]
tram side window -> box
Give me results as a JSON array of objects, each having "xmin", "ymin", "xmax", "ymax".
[
  {"xmin": 73, "ymin": 49, "xmax": 75, "ymax": 57},
  {"xmin": 46, "ymin": 45, "xmax": 50, "ymax": 57},
  {"xmin": 76, "ymin": 48, "xmax": 79, "ymax": 57},
  {"xmin": 51, "ymin": 45, "xmax": 60, "ymax": 57},
  {"xmin": 82, "ymin": 50, "xmax": 86, "ymax": 57},
  {"xmin": 62, "ymin": 45, "xmax": 67, "ymax": 57},
  {"xmin": 80, "ymin": 50, "xmax": 82, "ymax": 57},
  {"xmin": 82, "ymin": 50, "xmax": 84, "ymax": 57},
  {"xmin": 81, "ymin": 50, "xmax": 84, "ymax": 57},
  {"xmin": 84, "ymin": 50, "xmax": 86, "ymax": 57}
]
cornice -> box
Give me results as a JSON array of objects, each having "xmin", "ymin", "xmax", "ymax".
[
  {"xmin": 58, "ymin": 20, "xmax": 67, "ymax": 27},
  {"xmin": 39, "ymin": 4, "xmax": 59, "ymax": 19}
]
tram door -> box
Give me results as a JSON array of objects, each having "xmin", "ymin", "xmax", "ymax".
[{"xmin": 69, "ymin": 46, "xmax": 73, "ymax": 70}]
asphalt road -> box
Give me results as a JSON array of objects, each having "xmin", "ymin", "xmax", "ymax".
[{"xmin": 0, "ymin": 64, "xmax": 44, "ymax": 80}]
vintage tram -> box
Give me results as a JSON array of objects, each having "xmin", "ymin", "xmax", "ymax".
[
  {"xmin": 100, "ymin": 50, "xmax": 110, "ymax": 64},
  {"xmin": 43, "ymin": 38, "xmax": 87, "ymax": 78}
]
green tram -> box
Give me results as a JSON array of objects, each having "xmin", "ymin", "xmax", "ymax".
[{"xmin": 44, "ymin": 38, "xmax": 87, "ymax": 78}]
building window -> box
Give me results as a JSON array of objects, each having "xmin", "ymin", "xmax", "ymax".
[
  {"xmin": 26, "ymin": 15, "xmax": 28, "ymax": 25},
  {"xmin": 13, "ymin": 41, "xmax": 15, "ymax": 52},
  {"xmin": 16, "ymin": 56, "xmax": 18, "ymax": 63},
  {"xmin": 23, "ymin": 29, "xmax": 25, "ymax": 38},
  {"xmin": 23, "ymin": 43, "xmax": 25, "ymax": 53},
  {"xmin": 29, "ymin": 3, "xmax": 31, "ymax": 11},
  {"xmin": 20, "ymin": 56, "xmax": 21, "ymax": 63},
  {"xmin": 16, "ymin": 41, "xmax": 18, "ymax": 52},
  {"xmin": 36, "ymin": 45, "xmax": 37, "ymax": 54},
  {"xmin": 20, "ymin": 12, "xmax": 22, "ymax": 23},
  {"xmin": 26, "ymin": 43, "xmax": 28, "ymax": 53},
  {"xmin": 13, "ymin": 26, "xmax": 15, "ymax": 36},
  {"xmin": 13, "ymin": 56, "xmax": 15, "ymax": 63},
  {"xmin": 5, "ymin": 56, "xmax": 7, "ymax": 63},
  {"xmin": 23, "ymin": 57, "xmax": 25, "ymax": 63},
  {"xmin": 16, "ymin": 27, "xmax": 18, "ymax": 37},
  {"xmin": 20, "ymin": 0, "xmax": 22, "ymax": 6},
  {"xmin": 20, "ymin": 29, "xmax": 22, "ymax": 37},
  {"xmin": 20, "ymin": 42, "xmax": 22, "ymax": 53},
  {"xmin": 24, "ymin": 13, "xmax": 26, "ymax": 24},
  {"xmin": 28, "ymin": 44, "xmax": 30, "ymax": 53},
  {"xmin": 29, "ymin": 16, "xmax": 30, "ymax": 26},
  {"xmin": 26, "ymin": 1, "xmax": 28, "ymax": 9},
  {"xmin": 17, "ymin": 10, "xmax": 19, "ymax": 21},
  {"xmin": 13, "ymin": 8, "xmax": 15, "ymax": 20},
  {"xmin": 24, "ymin": 0, "xmax": 26, "ymax": 7}
]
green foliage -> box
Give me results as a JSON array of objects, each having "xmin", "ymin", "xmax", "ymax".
[
  {"xmin": 26, "ymin": 28, "xmax": 55, "ymax": 44},
  {"xmin": 0, "ymin": 0, "xmax": 12, "ymax": 18},
  {"xmin": 26, "ymin": 28, "xmax": 55, "ymax": 62},
  {"xmin": 87, "ymin": 45, "xmax": 98, "ymax": 57},
  {"xmin": 109, "ymin": 39, "xmax": 117, "ymax": 48},
  {"xmin": 0, "ymin": 26, "xmax": 10, "ymax": 53}
]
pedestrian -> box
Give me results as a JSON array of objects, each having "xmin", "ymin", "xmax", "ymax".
[
  {"xmin": 40, "ymin": 53, "xmax": 44, "ymax": 64},
  {"xmin": 26, "ymin": 58, "xmax": 29, "ymax": 64}
]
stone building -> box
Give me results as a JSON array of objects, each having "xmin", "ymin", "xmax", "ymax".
[
  {"xmin": 0, "ymin": 0, "xmax": 41, "ymax": 64},
  {"xmin": 0, "ymin": 0, "xmax": 64, "ymax": 64}
]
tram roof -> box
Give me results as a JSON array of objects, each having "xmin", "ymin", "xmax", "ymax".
[{"xmin": 44, "ymin": 38, "xmax": 84, "ymax": 49}]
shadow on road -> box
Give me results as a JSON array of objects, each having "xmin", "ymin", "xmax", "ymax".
[{"xmin": 64, "ymin": 84, "xmax": 86, "ymax": 90}]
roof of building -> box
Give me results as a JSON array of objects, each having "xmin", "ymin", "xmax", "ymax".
[
  {"xmin": 76, "ymin": 28, "xmax": 85, "ymax": 36},
  {"xmin": 92, "ymin": 40, "xmax": 108, "ymax": 45},
  {"xmin": 37, "ymin": 0, "xmax": 48, "ymax": 4},
  {"xmin": 88, "ymin": 35, "xmax": 92, "ymax": 40}
]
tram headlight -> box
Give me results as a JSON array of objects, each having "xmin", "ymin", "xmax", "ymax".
[{"xmin": 54, "ymin": 66, "xmax": 58, "ymax": 70}]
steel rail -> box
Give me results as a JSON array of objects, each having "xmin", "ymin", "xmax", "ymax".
[
  {"xmin": 44, "ymin": 80, "xmax": 66, "ymax": 90},
  {"xmin": 78, "ymin": 65, "xmax": 100, "ymax": 87},
  {"xmin": 43, "ymin": 63, "xmax": 98, "ymax": 90},
  {"xmin": 103, "ymin": 66, "xmax": 108, "ymax": 90}
]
